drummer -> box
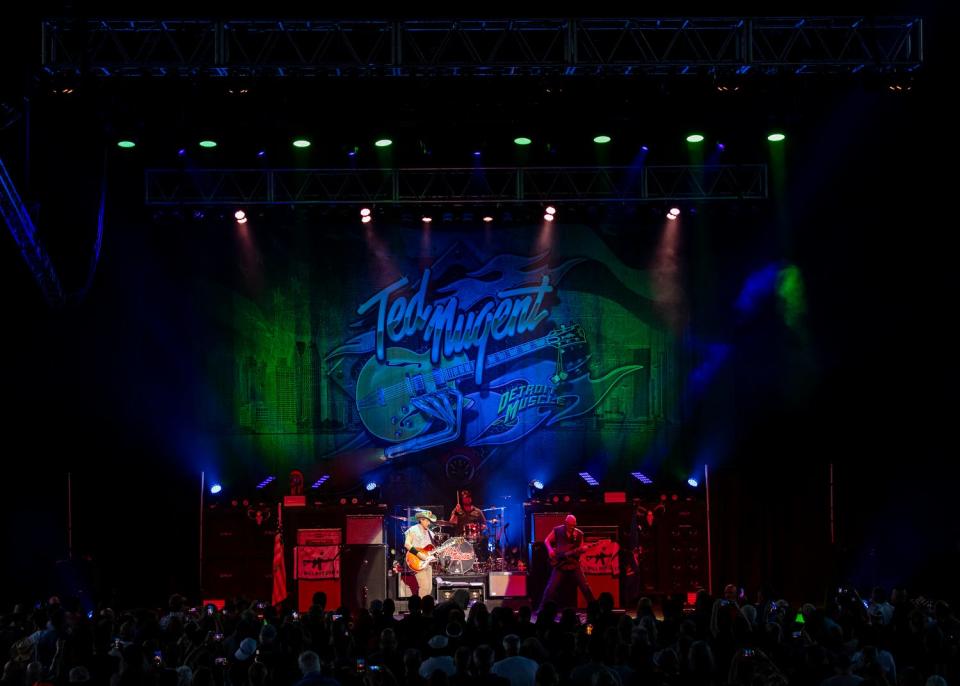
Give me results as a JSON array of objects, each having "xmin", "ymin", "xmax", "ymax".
[{"xmin": 449, "ymin": 488, "xmax": 487, "ymax": 542}]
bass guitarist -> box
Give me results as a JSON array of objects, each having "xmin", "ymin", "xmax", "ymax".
[
  {"xmin": 404, "ymin": 510, "xmax": 438, "ymax": 598},
  {"xmin": 538, "ymin": 514, "xmax": 595, "ymax": 611}
]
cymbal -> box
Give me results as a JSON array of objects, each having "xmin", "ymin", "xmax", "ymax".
[
  {"xmin": 481, "ymin": 506, "xmax": 505, "ymax": 512},
  {"xmin": 432, "ymin": 519, "xmax": 455, "ymax": 526}
]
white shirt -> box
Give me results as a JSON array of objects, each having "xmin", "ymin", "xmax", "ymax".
[{"xmin": 405, "ymin": 523, "xmax": 434, "ymax": 551}]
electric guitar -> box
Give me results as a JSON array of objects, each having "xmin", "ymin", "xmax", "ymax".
[
  {"xmin": 405, "ymin": 536, "xmax": 459, "ymax": 571},
  {"xmin": 406, "ymin": 544, "xmax": 437, "ymax": 572},
  {"xmin": 355, "ymin": 324, "xmax": 586, "ymax": 442}
]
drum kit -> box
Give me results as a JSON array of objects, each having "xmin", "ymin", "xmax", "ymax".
[{"xmin": 420, "ymin": 505, "xmax": 509, "ymax": 575}]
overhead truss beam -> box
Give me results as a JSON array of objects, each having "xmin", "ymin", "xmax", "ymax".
[
  {"xmin": 144, "ymin": 165, "xmax": 767, "ymax": 205},
  {"xmin": 43, "ymin": 17, "xmax": 922, "ymax": 78}
]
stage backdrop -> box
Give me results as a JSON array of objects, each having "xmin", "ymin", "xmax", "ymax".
[{"xmin": 193, "ymin": 220, "xmax": 684, "ymax": 518}]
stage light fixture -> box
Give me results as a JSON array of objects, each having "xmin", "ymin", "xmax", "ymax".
[
  {"xmin": 687, "ymin": 477, "xmax": 699, "ymax": 488},
  {"xmin": 767, "ymin": 132, "xmax": 786, "ymax": 142},
  {"xmin": 374, "ymin": 138, "xmax": 393, "ymax": 148},
  {"xmin": 365, "ymin": 481, "xmax": 378, "ymax": 491},
  {"xmin": 198, "ymin": 140, "xmax": 218, "ymax": 149},
  {"xmin": 514, "ymin": 137, "xmax": 532, "ymax": 146},
  {"xmin": 292, "ymin": 138, "xmax": 311, "ymax": 148},
  {"xmin": 579, "ymin": 472, "xmax": 599, "ymax": 486},
  {"xmin": 311, "ymin": 475, "xmax": 330, "ymax": 489},
  {"xmin": 210, "ymin": 483, "xmax": 223, "ymax": 494},
  {"xmin": 686, "ymin": 134, "xmax": 705, "ymax": 143},
  {"xmin": 116, "ymin": 140, "xmax": 136, "ymax": 149},
  {"xmin": 593, "ymin": 135, "xmax": 611, "ymax": 144},
  {"xmin": 631, "ymin": 472, "xmax": 653, "ymax": 485},
  {"xmin": 234, "ymin": 210, "xmax": 246, "ymax": 221}
]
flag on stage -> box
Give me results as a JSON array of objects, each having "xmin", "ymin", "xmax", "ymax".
[{"xmin": 271, "ymin": 503, "xmax": 287, "ymax": 606}]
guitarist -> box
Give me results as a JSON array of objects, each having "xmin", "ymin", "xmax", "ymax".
[
  {"xmin": 404, "ymin": 510, "xmax": 438, "ymax": 598},
  {"xmin": 538, "ymin": 514, "xmax": 595, "ymax": 611}
]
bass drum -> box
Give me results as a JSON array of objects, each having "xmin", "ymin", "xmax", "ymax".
[{"xmin": 437, "ymin": 538, "xmax": 475, "ymax": 575}]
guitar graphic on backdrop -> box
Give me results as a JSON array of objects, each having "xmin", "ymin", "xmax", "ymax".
[{"xmin": 355, "ymin": 324, "xmax": 586, "ymax": 449}]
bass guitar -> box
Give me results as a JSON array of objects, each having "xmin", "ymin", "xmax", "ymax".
[{"xmin": 549, "ymin": 544, "xmax": 589, "ymax": 569}]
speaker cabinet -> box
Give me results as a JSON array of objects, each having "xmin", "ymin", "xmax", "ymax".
[
  {"xmin": 346, "ymin": 515, "xmax": 384, "ymax": 544},
  {"xmin": 201, "ymin": 557, "xmax": 272, "ymax": 601},
  {"xmin": 298, "ymin": 579, "xmax": 341, "ymax": 612},
  {"xmin": 532, "ymin": 512, "xmax": 568, "ymax": 542},
  {"xmin": 340, "ymin": 544, "xmax": 387, "ymax": 609},
  {"xmin": 577, "ymin": 574, "xmax": 620, "ymax": 608},
  {"xmin": 203, "ymin": 504, "xmax": 274, "ymax": 558},
  {"xmin": 488, "ymin": 571, "xmax": 527, "ymax": 598},
  {"xmin": 294, "ymin": 545, "xmax": 340, "ymax": 579}
]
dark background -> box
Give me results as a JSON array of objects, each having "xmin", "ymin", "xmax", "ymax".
[{"xmin": 0, "ymin": 1, "xmax": 954, "ymax": 609}]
